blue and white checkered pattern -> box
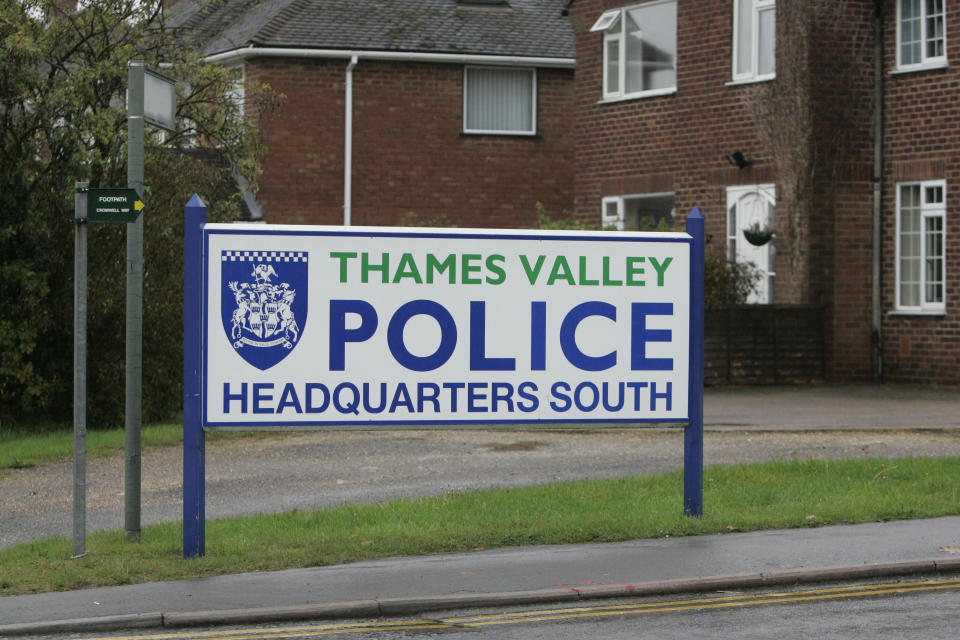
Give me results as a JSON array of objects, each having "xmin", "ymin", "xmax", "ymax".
[{"xmin": 221, "ymin": 250, "xmax": 307, "ymax": 263}]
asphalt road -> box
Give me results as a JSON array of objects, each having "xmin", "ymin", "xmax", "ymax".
[
  {"xmin": 368, "ymin": 582, "xmax": 960, "ymax": 640},
  {"xmin": 3, "ymin": 426, "xmax": 960, "ymax": 548},
  {"xmin": 28, "ymin": 578, "xmax": 960, "ymax": 640}
]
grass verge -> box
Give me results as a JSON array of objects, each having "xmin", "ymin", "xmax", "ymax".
[
  {"xmin": 0, "ymin": 423, "xmax": 184, "ymax": 470},
  {"xmin": 2, "ymin": 456, "xmax": 959, "ymax": 596},
  {"xmin": 0, "ymin": 423, "xmax": 275, "ymax": 470}
]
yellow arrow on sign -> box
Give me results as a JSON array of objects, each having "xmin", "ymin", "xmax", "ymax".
[{"xmin": 134, "ymin": 200, "xmax": 145, "ymax": 212}]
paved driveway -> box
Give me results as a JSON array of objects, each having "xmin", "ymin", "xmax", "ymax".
[
  {"xmin": 705, "ymin": 384, "xmax": 960, "ymax": 429},
  {"xmin": 2, "ymin": 384, "xmax": 959, "ymax": 549}
]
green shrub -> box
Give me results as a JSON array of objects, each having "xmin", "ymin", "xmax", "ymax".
[
  {"xmin": 535, "ymin": 202, "xmax": 597, "ymax": 231},
  {"xmin": 398, "ymin": 211, "xmax": 458, "ymax": 228},
  {"xmin": 704, "ymin": 250, "xmax": 760, "ymax": 308},
  {"xmin": 0, "ymin": 1, "xmax": 273, "ymax": 427}
]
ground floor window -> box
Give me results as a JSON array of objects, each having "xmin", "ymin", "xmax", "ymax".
[
  {"xmin": 727, "ymin": 184, "xmax": 775, "ymax": 304},
  {"xmin": 897, "ymin": 180, "xmax": 946, "ymax": 312},
  {"xmin": 601, "ymin": 192, "xmax": 675, "ymax": 231}
]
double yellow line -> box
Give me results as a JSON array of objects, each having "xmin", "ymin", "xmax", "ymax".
[
  {"xmin": 79, "ymin": 578, "xmax": 960, "ymax": 640},
  {"xmin": 446, "ymin": 578, "xmax": 960, "ymax": 627}
]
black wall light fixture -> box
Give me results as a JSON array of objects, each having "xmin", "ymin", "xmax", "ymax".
[{"xmin": 725, "ymin": 151, "xmax": 753, "ymax": 169}]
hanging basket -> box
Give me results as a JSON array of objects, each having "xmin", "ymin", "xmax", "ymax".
[{"xmin": 743, "ymin": 228, "xmax": 775, "ymax": 246}]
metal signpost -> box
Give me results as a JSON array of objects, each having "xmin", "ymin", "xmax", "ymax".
[
  {"xmin": 125, "ymin": 61, "xmax": 176, "ymax": 543},
  {"xmin": 183, "ymin": 201, "xmax": 705, "ymax": 557},
  {"xmin": 72, "ymin": 183, "xmax": 146, "ymax": 557},
  {"xmin": 73, "ymin": 183, "xmax": 89, "ymax": 558},
  {"xmin": 125, "ymin": 60, "xmax": 146, "ymax": 543},
  {"xmin": 72, "ymin": 59, "xmax": 174, "ymax": 555}
]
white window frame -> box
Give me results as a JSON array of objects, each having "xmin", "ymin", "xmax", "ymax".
[
  {"xmin": 176, "ymin": 63, "xmax": 243, "ymax": 147},
  {"xmin": 591, "ymin": 0, "xmax": 678, "ymax": 101},
  {"xmin": 896, "ymin": 0, "xmax": 947, "ymax": 71},
  {"xmin": 601, "ymin": 192, "xmax": 675, "ymax": 231},
  {"xmin": 591, "ymin": 9, "xmax": 621, "ymax": 33},
  {"xmin": 895, "ymin": 179, "xmax": 947, "ymax": 313},
  {"xmin": 462, "ymin": 66, "xmax": 537, "ymax": 136},
  {"xmin": 225, "ymin": 63, "xmax": 245, "ymax": 115},
  {"xmin": 731, "ymin": 0, "xmax": 776, "ymax": 83},
  {"xmin": 602, "ymin": 195, "xmax": 625, "ymax": 231}
]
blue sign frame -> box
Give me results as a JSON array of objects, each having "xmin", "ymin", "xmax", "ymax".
[{"xmin": 183, "ymin": 197, "xmax": 705, "ymax": 557}]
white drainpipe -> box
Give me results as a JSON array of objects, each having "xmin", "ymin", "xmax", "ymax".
[
  {"xmin": 204, "ymin": 47, "xmax": 574, "ymax": 228},
  {"xmin": 344, "ymin": 55, "xmax": 358, "ymax": 226}
]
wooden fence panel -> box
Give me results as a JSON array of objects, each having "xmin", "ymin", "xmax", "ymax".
[{"xmin": 704, "ymin": 305, "xmax": 825, "ymax": 385}]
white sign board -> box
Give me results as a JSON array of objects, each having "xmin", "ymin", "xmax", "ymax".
[
  {"xmin": 144, "ymin": 68, "xmax": 177, "ymax": 131},
  {"xmin": 201, "ymin": 225, "xmax": 692, "ymax": 427}
]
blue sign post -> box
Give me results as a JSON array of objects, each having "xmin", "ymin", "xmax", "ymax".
[
  {"xmin": 684, "ymin": 207, "xmax": 705, "ymax": 517},
  {"xmin": 183, "ymin": 195, "xmax": 206, "ymax": 558},
  {"xmin": 182, "ymin": 201, "xmax": 705, "ymax": 557}
]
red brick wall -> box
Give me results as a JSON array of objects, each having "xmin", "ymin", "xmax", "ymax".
[
  {"xmin": 246, "ymin": 59, "xmax": 345, "ymax": 225},
  {"xmin": 880, "ymin": 0, "xmax": 960, "ymax": 385},
  {"xmin": 247, "ymin": 57, "xmax": 574, "ymax": 229},
  {"xmin": 571, "ymin": 0, "xmax": 865, "ymax": 315},
  {"xmin": 810, "ymin": 2, "xmax": 877, "ymax": 381},
  {"xmin": 569, "ymin": 0, "xmax": 960, "ymax": 384},
  {"xmin": 571, "ymin": 0, "xmax": 778, "ymax": 287}
]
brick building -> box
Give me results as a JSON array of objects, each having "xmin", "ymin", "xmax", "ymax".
[
  {"xmin": 171, "ymin": 0, "xmax": 575, "ymax": 229},
  {"xmin": 567, "ymin": 0, "xmax": 959, "ymax": 386}
]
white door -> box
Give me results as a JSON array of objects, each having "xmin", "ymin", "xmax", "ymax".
[{"xmin": 727, "ymin": 185, "xmax": 776, "ymax": 304}]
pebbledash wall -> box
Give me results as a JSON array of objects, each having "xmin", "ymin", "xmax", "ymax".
[
  {"xmin": 568, "ymin": 0, "xmax": 959, "ymax": 386},
  {"xmin": 244, "ymin": 57, "xmax": 575, "ymax": 229}
]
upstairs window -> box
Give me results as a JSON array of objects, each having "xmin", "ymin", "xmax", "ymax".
[
  {"xmin": 732, "ymin": 0, "xmax": 775, "ymax": 82},
  {"xmin": 591, "ymin": 1, "xmax": 677, "ymax": 100},
  {"xmin": 897, "ymin": 180, "xmax": 946, "ymax": 312},
  {"xmin": 225, "ymin": 64, "xmax": 245, "ymax": 116},
  {"xmin": 897, "ymin": 0, "xmax": 946, "ymax": 70},
  {"xmin": 463, "ymin": 67, "xmax": 536, "ymax": 135}
]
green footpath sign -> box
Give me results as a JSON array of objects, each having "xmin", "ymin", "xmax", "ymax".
[{"xmin": 86, "ymin": 188, "xmax": 144, "ymax": 223}]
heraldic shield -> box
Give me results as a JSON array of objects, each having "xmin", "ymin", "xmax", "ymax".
[{"xmin": 220, "ymin": 250, "xmax": 308, "ymax": 370}]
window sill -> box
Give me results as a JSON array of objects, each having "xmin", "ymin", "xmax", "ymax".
[
  {"xmin": 597, "ymin": 87, "xmax": 677, "ymax": 104},
  {"xmin": 460, "ymin": 130, "xmax": 539, "ymax": 138},
  {"xmin": 890, "ymin": 61, "xmax": 948, "ymax": 75},
  {"xmin": 888, "ymin": 309, "xmax": 947, "ymax": 317},
  {"xmin": 725, "ymin": 75, "xmax": 775, "ymax": 88}
]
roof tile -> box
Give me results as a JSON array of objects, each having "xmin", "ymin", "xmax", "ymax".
[{"xmin": 169, "ymin": 0, "xmax": 573, "ymax": 59}]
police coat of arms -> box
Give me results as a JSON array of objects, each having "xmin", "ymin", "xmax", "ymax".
[{"xmin": 220, "ymin": 250, "xmax": 308, "ymax": 370}]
